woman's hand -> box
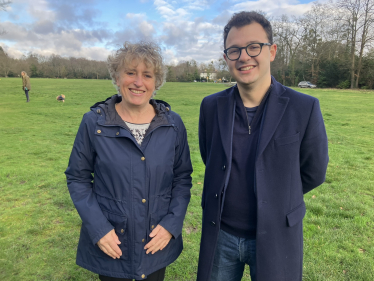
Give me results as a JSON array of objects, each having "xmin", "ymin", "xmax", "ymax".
[
  {"xmin": 97, "ymin": 229, "xmax": 122, "ymax": 259},
  {"xmin": 144, "ymin": 225, "xmax": 172, "ymax": 254}
]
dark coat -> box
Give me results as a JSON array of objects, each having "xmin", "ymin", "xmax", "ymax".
[
  {"xmin": 65, "ymin": 95, "xmax": 193, "ymax": 279},
  {"xmin": 197, "ymin": 77, "xmax": 329, "ymax": 281}
]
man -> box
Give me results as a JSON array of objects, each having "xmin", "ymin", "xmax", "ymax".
[
  {"xmin": 21, "ymin": 71, "xmax": 31, "ymax": 102},
  {"xmin": 197, "ymin": 11, "xmax": 328, "ymax": 281}
]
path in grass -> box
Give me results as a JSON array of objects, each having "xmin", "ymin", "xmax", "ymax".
[{"xmin": 0, "ymin": 78, "xmax": 373, "ymax": 280}]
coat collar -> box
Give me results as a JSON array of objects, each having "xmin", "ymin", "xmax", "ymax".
[
  {"xmin": 256, "ymin": 77, "xmax": 289, "ymax": 159},
  {"xmin": 217, "ymin": 86, "xmax": 236, "ymax": 161},
  {"xmin": 90, "ymin": 95, "xmax": 172, "ymax": 128},
  {"xmin": 217, "ymin": 76, "xmax": 289, "ymax": 161}
]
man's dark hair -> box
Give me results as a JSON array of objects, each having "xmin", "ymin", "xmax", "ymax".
[{"xmin": 223, "ymin": 11, "xmax": 273, "ymax": 48}]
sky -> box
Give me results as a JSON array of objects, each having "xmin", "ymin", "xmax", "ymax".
[{"xmin": 0, "ymin": 0, "xmax": 316, "ymax": 64}]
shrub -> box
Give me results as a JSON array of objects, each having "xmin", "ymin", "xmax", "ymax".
[{"xmin": 337, "ymin": 80, "xmax": 350, "ymax": 89}]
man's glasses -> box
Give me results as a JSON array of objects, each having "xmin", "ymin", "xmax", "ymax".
[{"xmin": 224, "ymin": 43, "xmax": 272, "ymax": 61}]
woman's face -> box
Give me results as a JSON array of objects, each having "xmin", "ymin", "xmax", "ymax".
[{"xmin": 116, "ymin": 60, "xmax": 156, "ymax": 108}]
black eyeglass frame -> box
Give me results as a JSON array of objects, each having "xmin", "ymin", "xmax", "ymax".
[{"xmin": 224, "ymin": 43, "xmax": 272, "ymax": 61}]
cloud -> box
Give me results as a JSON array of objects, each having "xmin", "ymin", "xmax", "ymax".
[
  {"xmin": 153, "ymin": 0, "xmax": 190, "ymax": 22},
  {"xmin": 158, "ymin": 16, "xmax": 223, "ymax": 64},
  {"xmin": 212, "ymin": 10, "xmax": 232, "ymax": 25},
  {"xmin": 0, "ymin": 20, "xmax": 112, "ymax": 60},
  {"xmin": 0, "ymin": 0, "xmax": 113, "ymax": 60},
  {"xmin": 33, "ymin": 20, "xmax": 56, "ymax": 34},
  {"xmin": 108, "ymin": 13, "xmax": 156, "ymax": 46},
  {"xmin": 1, "ymin": 0, "xmax": 317, "ymax": 64},
  {"xmin": 231, "ymin": 0, "xmax": 313, "ymax": 17},
  {"xmin": 1, "ymin": 41, "xmax": 111, "ymax": 61}
]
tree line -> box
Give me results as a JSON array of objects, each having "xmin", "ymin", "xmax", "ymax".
[
  {"xmin": 1, "ymin": 0, "xmax": 374, "ymax": 88},
  {"xmin": 271, "ymin": 0, "xmax": 374, "ymax": 89},
  {"xmin": 0, "ymin": 48, "xmax": 111, "ymax": 80}
]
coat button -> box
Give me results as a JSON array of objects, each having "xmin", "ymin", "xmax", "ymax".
[
  {"xmin": 97, "ymin": 130, "xmax": 101, "ymax": 134},
  {"xmin": 121, "ymin": 229, "xmax": 124, "ymax": 234},
  {"xmin": 211, "ymin": 221, "xmax": 216, "ymax": 226},
  {"xmin": 116, "ymin": 132, "xmax": 119, "ymax": 135},
  {"xmin": 166, "ymin": 107, "xmax": 170, "ymax": 111},
  {"xmin": 151, "ymin": 225, "xmax": 155, "ymax": 229},
  {"xmin": 222, "ymin": 165, "xmax": 226, "ymax": 170},
  {"xmin": 215, "ymin": 194, "xmax": 218, "ymax": 198},
  {"xmin": 142, "ymin": 239, "xmax": 145, "ymax": 242},
  {"xmin": 141, "ymin": 156, "xmax": 145, "ymax": 161},
  {"xmin": 142, "ymin": 199, "xmax": 146, "ymax": 203},
  {"xmin": 141, "ymin": 274, "xmax": 145, "ymax": 279},
  {"xmin": 96, "ymin": 109, "xmax": 101, "ymax": 114}
]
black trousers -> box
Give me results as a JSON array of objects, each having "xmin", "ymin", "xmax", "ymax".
[
  {"xmin": 99, "ymin": 267, "xmax": 166, "ymax": 281},
  {"xmin": 24, "ymin": 90, "xmax": 29, "ymax": 102}
]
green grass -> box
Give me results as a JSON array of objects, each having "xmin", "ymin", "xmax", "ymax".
[{"xmin": 0, "ymin": 78, "xmax": 373, "ymax": 280}]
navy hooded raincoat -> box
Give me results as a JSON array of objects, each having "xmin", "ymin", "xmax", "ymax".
[{"xmin": 65, "ymin": 95, "xmax": 193, "ymax": 279}]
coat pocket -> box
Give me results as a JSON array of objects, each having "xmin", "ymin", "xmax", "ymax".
[
  {"xmin": 275, "ymin": 132, "xmax": 299, "ymax": 146},
  {"xmin": 89, "ymin": 210, "xmax": 129, "ymax": 260},
  {"xmin": 286, "ymin": 201, "xmax": 306, "ymax": 227},
  {"xmin": 149, "ymin": 203, "xmax": 170, "ymax": 233}
]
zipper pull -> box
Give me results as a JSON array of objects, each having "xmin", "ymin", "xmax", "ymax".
[{"xmin": 249, "ymin": 126, "xmax": 251, "ymax": 134}]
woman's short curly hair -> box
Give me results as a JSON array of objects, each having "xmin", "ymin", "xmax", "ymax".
[{"xmin": 107, "ymin": 41, "xmax": 167, "ymax": 97}]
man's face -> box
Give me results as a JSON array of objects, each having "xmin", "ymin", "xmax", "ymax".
[{"xmin": 224, "ymin": 22, "xmax": 277, "ymax": 89}]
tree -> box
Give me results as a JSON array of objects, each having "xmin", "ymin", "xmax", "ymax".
[
  {"xmin": 273, "ymin": 15, "xmax": 305, "ymax": 86},
  {"xmin": 215, "ymin": 58, "xmax": 232, "ymax": 82},
  {"xmin": 0, "ymin": 0, "xmax": 11, "ymax": 10},
  {"xmin": 0, "ymin": 0, "xmax": 12, "ymax": 35},
  {"xmin": 360, "ymin": 48, "xmax": 374, "ymax": 88},
  {"xmin": 299, "ymin": 3, "xmax": 333, "ymax": 84},
  {"xmin": 0, "ymin": 46, "xmax": 12, "ymax": 76},
  {"xmin": 354, "ymin": 0, "xmax": 374, "ymax": 87},
  {"xmin": 337, "ymin": 0, "xmax": 366, "ymax": 88}
]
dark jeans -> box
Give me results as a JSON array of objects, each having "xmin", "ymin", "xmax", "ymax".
[
  {"xmin": 210, "ymin": 229, "xmax": 256, "ymax": 281},
  {"xmin": 25, "ymin": 90, "xmax": 29, "ymax": 102},
  {"xmin": 99, "ymin": 267, "xmax": 166, "ymax": 281}
]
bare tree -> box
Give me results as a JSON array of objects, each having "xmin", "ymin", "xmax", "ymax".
[
  {"xmin": 215, "ymin": 58, "xmax": 232, "ymax": 82},
  {"xmin": 337, "ymin": 0, "xmax": 365, "ymax": 88},
  {"xmin": 0, "ymin": 0, "xmax": 11, "ymax": 10},
  {"xmin": 273, "ymin": 15, "xmax": 305, "ymax": 86},
  {"xmin": 355, "ymin": 0, "xmax": 374, "ymax": 87},
  {"xmin": 300, "ymin": 2, "xmax": 335, "ymax": 84},
  {"xmin": 0, "ymin": 0, "xmax": 12, "ymax": 35},
  {"xmin": 0, "ymin": 46, "xmax": 12, "ymax": 76}
]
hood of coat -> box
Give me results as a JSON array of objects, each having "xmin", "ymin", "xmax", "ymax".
[{"xmin": 90, "ymin": 94, "xmax": 173, "ymax": 128}]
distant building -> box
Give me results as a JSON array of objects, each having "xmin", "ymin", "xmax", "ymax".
[{"xmin": 200, "ymin": 72, "xmax": 217, "ymax": 80}]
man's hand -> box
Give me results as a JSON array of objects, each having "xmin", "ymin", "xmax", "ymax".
[
  {"xmin": 97, "ymin": 229, "xmax": 122, "ymax": 259},
  {"xmin": 144, "ymin": 225, "xmax": 172, "ymax": 254}
]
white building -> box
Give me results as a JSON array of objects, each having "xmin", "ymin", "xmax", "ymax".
[{"xmin": 200, "ymin": 72, "xmax": 217, "ymax": 80}]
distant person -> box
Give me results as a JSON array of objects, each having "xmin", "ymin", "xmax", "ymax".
[
  {"xmin": 65, "ymin": 41, "xmax": 193, "ymax": 281},
  {"xmin": 197, "ymin": 11, "xmax": 329, "ymax": 281},
  {"xmin": 21, "ymin": 71, "xmax": 31, "ymax": 102},
  {"xmin": 56, "ymin": 94, "xmax": 65, "ymax": 102}
]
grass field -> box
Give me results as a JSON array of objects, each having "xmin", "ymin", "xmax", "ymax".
[{"xmin": 0, "ymin": 78, "xmax": 373, "ymax": 280}]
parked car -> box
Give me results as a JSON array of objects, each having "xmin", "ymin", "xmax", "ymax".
[{"xmin": 298, "ymin": 81, "xmax": 317, "ymax": 88}]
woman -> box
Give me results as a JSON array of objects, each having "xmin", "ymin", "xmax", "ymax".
[
  {"xmin": 21, "ymin": 71, "xmax": 31, "ymax": 102},
  {"xmin": 65, "ymin": 42, "xmax": 193, "ymax": 281}
]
